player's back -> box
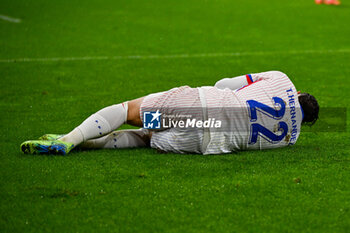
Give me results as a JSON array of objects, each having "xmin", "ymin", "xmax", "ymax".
[{"xmin": 202, "ymin": 71, "xmax": 303, "ymax": 154}]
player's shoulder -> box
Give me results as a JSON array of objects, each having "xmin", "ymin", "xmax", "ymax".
[{"xmin": 253, "ymin": 71, "xmax": 293, "ymax": 86}]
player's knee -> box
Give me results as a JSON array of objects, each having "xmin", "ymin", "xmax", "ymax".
[{"xmin": 126, "ymin": 97, "xmax": 144, "ymax": 126}]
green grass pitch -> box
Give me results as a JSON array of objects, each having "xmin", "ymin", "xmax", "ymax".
[{"xmin": 1, "ymin": 0, "xmax": 350, "ymax": 232}]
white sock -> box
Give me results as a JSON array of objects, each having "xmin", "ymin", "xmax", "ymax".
[
  {"xmin": 81, "ymin": 129, "xmax": 149, "ymax": 149},
  {"xmin": 60, "ymin": 103, "xmax": 128, "ymax": 146}
]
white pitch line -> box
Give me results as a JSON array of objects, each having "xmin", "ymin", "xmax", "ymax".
[
  {"xmin": 0, "ymin": 14, "xmax": 21, "ymax": 23},
  {"xmin": 0, "ymin": 48, "xmax": 349, "ymax": 63}
]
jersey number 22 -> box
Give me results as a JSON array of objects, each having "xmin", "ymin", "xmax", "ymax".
[{"xmin": 246, "ymin": 97, "xmax": 288, "ymax": 144}]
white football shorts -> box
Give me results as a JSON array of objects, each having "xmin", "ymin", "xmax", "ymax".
[{"xmin": 140, "ymin": 86, "xmax": 206, "ymax": 154}]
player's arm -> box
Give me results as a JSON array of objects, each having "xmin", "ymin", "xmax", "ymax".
[
  {"xmin": 215, "ymin": 71, "xmax": 287, "ymax": 90},
  {"xmin": 214, "ymin": 74, "xmax": 254, "ymax": 90}
]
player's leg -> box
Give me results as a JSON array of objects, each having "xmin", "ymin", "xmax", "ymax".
[
  {"xmin": 150, "ymin": 128, "xmax": 203, "ymax": 154},
  {"xmin": 126, "ymin": 97, "xmax": 144, "ymax": 127},
  {"xmin": 59, "ymin": 97, "xmax": 144, "ymax": 144},
  {"xmin": 80, "ymin": 128, "xmax": 150, "ymax": 149},
  {"xmin": 20, "ymin": 97, "xmax": 145, "ymax": 155},
  {"xmin": 325, "ymin": 0, "xmax": 341, "ymax": 5},
  {"xmin": 77, "ymin": 97, "xmax": 147, "ymax": 149},
  {"xmin": 37, "ymin": 128, "xmax": 150, "ymax": 149}
]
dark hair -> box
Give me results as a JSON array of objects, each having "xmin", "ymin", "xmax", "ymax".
[{"xmin": 298, "ymin": 93, "xmax": 319, "ymax": 125}]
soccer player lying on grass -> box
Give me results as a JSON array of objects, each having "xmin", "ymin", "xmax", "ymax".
[{"xmin": 21, "ymin": 71, "xmax": 319, "ymax": 155}]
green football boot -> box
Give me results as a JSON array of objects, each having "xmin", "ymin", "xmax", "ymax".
[
  {"xmin": 20, "ymin": 140, "xmax": 74, "ymax": 155},
  {"xmin": 38, "ymin": 134, "xmax": 65, "ymax": 141}
]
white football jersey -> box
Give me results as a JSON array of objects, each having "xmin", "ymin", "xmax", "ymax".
[{"xmin": 200, "ymin": 71, "xmax": 303, "ymax": 154}]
